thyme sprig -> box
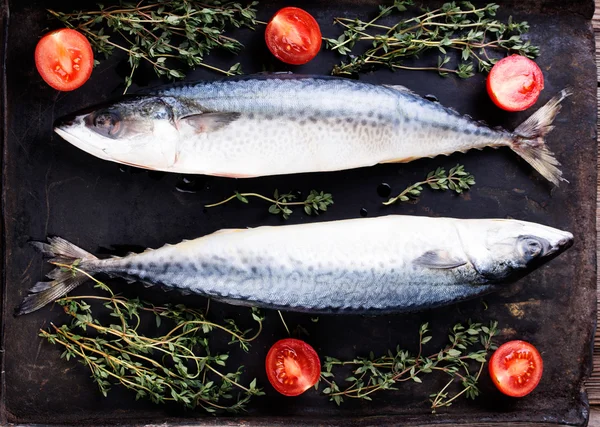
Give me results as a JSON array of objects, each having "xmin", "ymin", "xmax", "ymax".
[
  {"xmin": 40, "ymin": 266, "xmax": 265, "ymax": 412},
  {"xmin": 325, "ymin": 1, "xmax": 539, "ymax": 77},
  {"xmin": 48, "ymin": 0, "xmax": 258, "ymax": 93},
  {"xmin": 319, "ymin": 320, "xmax": 498, "ymax": 412},
  {"xmin": 384, "ymin": 164, "xmax": 475, "ymax": 206},
  {"xmin": 205, "ymin": 189, "xmax": 334, "ymax": 219}
]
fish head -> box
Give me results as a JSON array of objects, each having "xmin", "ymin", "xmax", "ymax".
[
  {"xmin": 459, "ymin": 219, "xmax": 573, "ymax": 282},
  {"xmin": 54, "ymin": 96, "xmax": 180, "ymax": 170}
]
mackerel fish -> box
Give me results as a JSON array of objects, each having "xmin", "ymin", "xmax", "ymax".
[
  {"xmin": 55, "ymin": 75, "xmax": 569, "ymax": 185},
  {"xmin": 17, "ymin": 215, "xmax": 573, "ymax": 315}
]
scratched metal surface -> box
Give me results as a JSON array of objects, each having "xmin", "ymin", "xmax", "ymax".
[{"xmin": 0, "ymin": 0, "xmax": 596, "ymax": 425}]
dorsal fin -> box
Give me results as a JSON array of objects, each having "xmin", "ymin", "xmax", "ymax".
[{"xmin": 383, "ymin": 84, "xmax": 418, "ymax": 96}]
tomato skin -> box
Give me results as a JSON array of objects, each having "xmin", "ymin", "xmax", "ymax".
[
  {"xmin": 35, "ymin": 28, "xmax": 94, "ymax": 91},
  {"xmin": 265, "ymin": 7, "xmax": 322, "ymax": 65},
  {"xmin": 486, "ymin": 55, "xmax": 544, "ymax": 112},
  {"xmin": 489, "ymin": 340, "xmax": 543, "ymax": 397},
  {"xmin": 265, "ymin": 338, "xmax": 321, "ymax": 396}
]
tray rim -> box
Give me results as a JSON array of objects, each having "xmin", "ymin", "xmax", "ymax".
[
  {"xmin": 0, "ymin": 0, "xmax": 596, "ymax": 425},
  {"xmin": 1, "ymin": 0, "xmax": 9, "ymax": 424}
]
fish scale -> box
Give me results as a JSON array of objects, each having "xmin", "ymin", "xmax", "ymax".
[
  {"xmin": 17, "ymin": 215, "xmax": 573, "ymax": 315},
  {"xmin": 54, "ymin": 75, "xmax": 569, "ymax": 184}
]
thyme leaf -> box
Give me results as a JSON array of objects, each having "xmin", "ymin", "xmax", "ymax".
[
  {"xmin": 319, "ymin": 320, "xmax": 498, "ymax": 412},
  {"xmin": 205, "ymin": 189, "xmax": 334, "ymax": 220},
  {"xmin": 325, "ymin": 1, "xmax": 539, "ymax": 77},
  {"xmin": 48, "ymin": 0, "xmax": 258, "ymax": 93},
  {"xmin": 384, "ymin": 164, "xmax": 475, "ymax": 206},
  {"xmin": 40, "ymin": 266, "xmax": 265, "ymax": 412}
]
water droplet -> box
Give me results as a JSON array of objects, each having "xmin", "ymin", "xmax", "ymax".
[
  {"xmin": 118, "ymin": 165, "xmax": 142, "ymax": 174},
  {"xmin": 377, "ymin": 183, "xmax": 392, "ymax": 198},
  {"xmin": 360, "ymin": 208, "xmax": 368, "ymax": 217},
  {"xmin": 175, "ymin": 175, "xmax": 204, "ymax": 193},
  {"xmin": 424, "ymin": 94, "xmax": 438, "ymax": 102}
]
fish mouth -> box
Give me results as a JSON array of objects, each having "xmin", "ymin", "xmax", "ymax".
[
  {"xmin": 545, "ymin": 231, "xmax": 574, "ymax": 256},
  {"xmin": 54, "ymin": 111, "xmax": 83, "ymax": 130},
  {"xmin": 558, "ymin": 232, "xmax": 574, "ymax": 249},
  {"xmin": 54, "ymin": 100, "xmax": 110, "ymax": 129},
  {"xmin": 53, "ymin": 111, "xmax": 85, "ymax": 141},
  {"xmin": 54, "ymin": 121, "xmax": 115, "ymax": 164}
]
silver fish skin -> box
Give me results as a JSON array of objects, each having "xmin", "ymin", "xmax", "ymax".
[
  {"xmin": 55, "ymin": 75, "xmax": 569, "ymax": 185},
  {"xmin": 17, "ymin": 215, "xmax": 573, "ymax": 315}
]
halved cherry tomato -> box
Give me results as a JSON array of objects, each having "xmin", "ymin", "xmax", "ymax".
[
  {"xmin": 35, "ymin": 28, "xmax": 94, "ymax": 91},
  {"xmin": 489, "ymin": 340, "xmax": 543, "ymax": 397},
  {"xmin": 266, "ymin": 338, "xmax": 321, "ymax": 396},
  {"xmin": 265, "ymin": 7, "xmax": 322, "ymax": 65},
  {"xmin": 486, "ymin": 55, "xmax": 544, "ymax": 112}
]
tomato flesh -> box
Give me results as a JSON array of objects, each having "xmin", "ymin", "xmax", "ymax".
[
  {"xmin": 35, "ymin": 29, "xmax": 94, "ymax": 91},
  {"xmin": 266, "ymin": 338, "xmax": 321, "ymax": 396},
  {"xmin": 486, "ymin": 55, "xmax": 544, "ymax": 112},
  {"xmin": 265, "ymin": 7, "xmax": 322, "ymax": 65},
  {"xmin": 489, "ymin": 340, "xmax": 543, "ymax": 397}
]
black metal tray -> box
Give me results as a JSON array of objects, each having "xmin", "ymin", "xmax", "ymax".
[{"xmin": 0, "ymin": 0, "xmax": 596, "ymax": 425}]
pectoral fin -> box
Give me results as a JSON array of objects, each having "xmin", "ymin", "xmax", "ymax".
[
  {"xmin": 180, "ymin": 112, "xmax": 241, "ymax": 133},
  {"xmin": 413, "ymin": 250, "xmax": 467, "ymax": 269}
]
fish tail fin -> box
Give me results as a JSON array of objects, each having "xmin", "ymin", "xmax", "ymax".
[
  {"xmin": 15, "ymin": 237, "xmax": 97, "ymax": 316},
  {"xmin": 508, "ymin": 88, "xmax": 571, "ymax": 186}
]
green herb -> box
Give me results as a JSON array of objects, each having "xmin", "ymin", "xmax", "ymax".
[
  {"xmin": 40, "ymin": 264, "xmax": 265, "ymax": 412},
  {"xmin": 319, "ymin": 320, "xmax": 498, "ymax": 412},
  {"xmin": 205, "ymin": 189, "xmax": 334, "ymax": 220},
  {"xmin": 277, "ymin": 310, "xmax": 291, "ymax": 336},
  {"xmin": 384, "ymin": 164, "xmax": 475, "ymax": 206},
  {"xmin": 48, "ymin": 0, "xmax": 258, "ymax": 93},
  {"xmin": 324, "ymin": 1, "xmax": 539, "ymax": 78}
]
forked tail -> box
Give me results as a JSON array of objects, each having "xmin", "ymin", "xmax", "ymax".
[
  {"xmin": 508, "ymin": 89, "xmax": 571, "ymax": 186},
  {"xmin": 16, "ymin": 237, "xmax": 97, "ymax": 316}
]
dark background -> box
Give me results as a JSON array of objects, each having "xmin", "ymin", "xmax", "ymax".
[{"xmin": 0, "ymin": 0, "xmax": 596, "ymax": 425}]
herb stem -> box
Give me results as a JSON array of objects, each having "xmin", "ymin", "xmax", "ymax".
[
  {"xmin": 277, "ymin": 310, "xmax": 291, "ymax": 336},
  {"xmin": 48, "ymin": 1, "xmax": 257, "ymax": 92},
  {"xmin": 326, "ymin": 2, "xmax": 538, "ymax": 78},
  {"xmin": 205, "ymin": 192, "xmax": 304, "ymax": 208},
  {"xmin": 205, "ymin": 364, "xmax": 251, "ymax": 393},
  {"xmin": 205, "ymin": 189, "xmax": 334, "ymax": 220},
  {"xmin": 383, "ymin": 180, "xmax": 428, "ymax": 206},
  {"xmin": 46, "ymin": 333, "xmax": 159, "ymax": 395},
  {"xmin": 321, "ymin": 321, "xmax": 498, "ymax": 410},
  {"xmin": 41, "ymin": 270, "xmax": 265, "ymax": 411},
  {"xmin": 391, "ymin": 64, "xmax": 460, "ymax": 74},
  {"xmin": 384, "ymin": 164, "xmax": 475, "ymax": 206}
]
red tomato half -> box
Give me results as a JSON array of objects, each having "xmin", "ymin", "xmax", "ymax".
[
  {"xmin": 486, "ymin": 55, "xmax": 544, "ymax": 112},
  {"xmin": 35, "ymin": 28, "xmax": 94, "ymax": 91},
  {"xmin": 265, "ymin": 7, "xmax": 322, "ymax": 65},
  {"xmin": 266, "ymin": 338, "xmax": 321, "ymax": 396},
  {"xmin": 489, "ymin": 340, "xmax": 543, "ymax": 397}
]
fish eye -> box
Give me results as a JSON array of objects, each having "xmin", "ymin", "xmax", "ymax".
[
  {"xmin": 519, "ymin": 237, "xmax": 543, "ymax": 261},
  {"xmin": 89, "ymin": 110, "xmax": 122, "ymax": 138}
]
